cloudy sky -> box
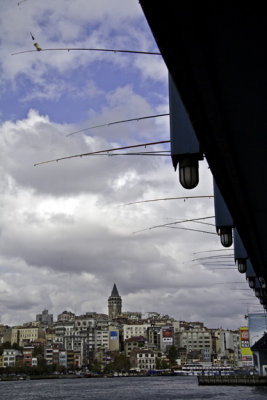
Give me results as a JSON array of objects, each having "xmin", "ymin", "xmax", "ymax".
[{"xmin": 0, "ymin": 0, "xmax": 263, "ymax": 329}]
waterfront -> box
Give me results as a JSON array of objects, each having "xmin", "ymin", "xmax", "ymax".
[{"xmin": 1, "ymin": 376, "xmax": 267, "ymax": 400}]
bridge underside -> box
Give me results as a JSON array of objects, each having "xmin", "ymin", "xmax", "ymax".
[{"xmin": 140, "ymin": 2, "xmax": 267, "ymax": 288}]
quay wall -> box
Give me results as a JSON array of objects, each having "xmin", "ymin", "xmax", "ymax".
[{"xmin": 198, "ymin": 375, "xmax": 267, "ymax": 386}]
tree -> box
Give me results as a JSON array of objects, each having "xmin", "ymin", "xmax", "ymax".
[
  {"xmin": 0, "ymin": 341, "xmax": 24, "ymax": 356},
  {"xmin": 102, "ymin": 354, "xmax": 130, "ymax": 373},
  {"xmin": 168, "ymin": 345, "xmax": 178, "ymax": 365},
  {"xmin": 112, "ymin": 354, "xmax": 130, "ymax": 372},
  {"xmin": 33, "ymin": 345, "xmax": 44, "ymax": 357},
  {"xmin": 12, "ymin": 342, "xmax": 23, "ymax": 352},
  {"xmin": 91, "ymin": 360, "xmax": 101, "ymax": 373},
  {"xmin": 156, "ymin": 357, "xmax": 169, "ymax": 369},
  {"xmin": 0, "ymin": 341, "xmax": 12, "ymax": 355}
]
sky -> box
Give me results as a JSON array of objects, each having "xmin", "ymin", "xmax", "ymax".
[{"xmin": 0, "ymin": 0, "xmax": 265, "ymax": 330}]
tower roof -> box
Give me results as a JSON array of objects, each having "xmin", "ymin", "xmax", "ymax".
[{"xmin": 111, "ymin": 283, "xmax": 120, "ymax": 298}]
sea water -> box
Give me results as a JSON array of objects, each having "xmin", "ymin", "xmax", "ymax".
[{"xmin": 1, "ymin": 376, "xmax": 267, "ymax": 400}]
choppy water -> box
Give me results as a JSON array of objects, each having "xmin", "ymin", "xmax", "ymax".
[{"xmin": 1, "ymin": 376, "xmax": 267, "ymax": 400}]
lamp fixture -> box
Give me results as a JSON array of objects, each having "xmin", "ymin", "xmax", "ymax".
[
  {"xmin": 248, "ymin": 277, "xmax": 255, "ymax": 289},
  {"xmin": 179, "ymin": 157, "xmax": 199, "ymax": 189},
  {"xmin": 237, "ymin": 259, "xmax": 247, "ymax": 273},
  {"xmin": 219, "ymin": 227, "xmax": 233, "ymax": 247},
  {"xmin": 255, "ymin": 288, "xmax": 261, "ymax": 298},
  {"xmin": 259, "ymin": 277, "xmax": 266, "ymax": 289}
]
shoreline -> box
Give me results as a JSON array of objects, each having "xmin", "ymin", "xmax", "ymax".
[{"xmin": 0, "ymin": 372, "xmax": 178, "ymax": 381}]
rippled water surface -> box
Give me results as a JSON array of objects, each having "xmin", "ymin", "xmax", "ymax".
[{"xmin": 1, "ymin": 376, "xmax": 267, "ymax": 400}]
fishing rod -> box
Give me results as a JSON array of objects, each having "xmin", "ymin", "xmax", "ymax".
[
  {"xmin": 125, "ymin": 195, "xmax": 214, "ymax": 206},
  {"xmin": 34, "ymin": 139, "xmax": 170, "ymax": 166},
  {"xmin": 162, "ymin": 226, "xmax": 217, "ymax": 235},
  {"xmin": 12, "ymin": 47, "xmax": 162, "ymax": 56},
  {"xmin": 66, "ymin": 113, "xmax": 169, "ymax": 137},
  {"xmin": 160, "ymin": 218, "xmax": 215, "ymax": 227},
  {"xmin": 190, "ymin": 220, "xmax": 215, "ymax": 227},
  {"xmin": 132, "ymin": 215, "xmax": 215, "ymax": 234},
  {"xmin": 204, "ymin": 267, "xmax": 236, "ymax": 270},
  {"xmin": 193, "ymin": 249, "xmax": 234, "ymax": 255},
  {"xmin": 202, "ymin": 259, "xmax": 235, "ymax": 263},
  {"xmin": 201, "ymin": 262, "xmax": 236, "ymax": 270},
  {"xmin": 89, "ymin": 151, "xmax": 170, "ymax": 156},
  {"xmin": 214, "ymin": 282, "xmax": 247, "ymax": 285},
  {"xmin": 192, "ymin": 255, "xmax": 234, "ymax": 262}
]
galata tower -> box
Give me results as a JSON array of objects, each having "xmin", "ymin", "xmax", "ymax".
[{"xmin": 108, "ymin": 283, "xmax": 122, "ymax": 319}]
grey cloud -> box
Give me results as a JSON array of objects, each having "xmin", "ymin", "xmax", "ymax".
[{"xmin": 0, "ymin": 1, "xmax": 251, "ymax": 330}]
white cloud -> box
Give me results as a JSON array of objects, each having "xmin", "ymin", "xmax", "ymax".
[{"xmin": 1, "ymin": 0, "xmax": 159, "ymax": 86}]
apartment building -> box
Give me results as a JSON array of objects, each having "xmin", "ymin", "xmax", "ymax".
[
  {"xmin": 96, "ymin": 329, "xmax": 109, "ymax": 350},
  {"xmin": 36, "ymin": 309, "xmax": 53, "ymax": 325},
  {"xmin": 124, "ymin": 336, "xmax": 146, "ymax": 357},
  {"xmin": 219, "ymin": 330, "xmax": 241, "ymax": 365},
  {"xmin": 11, "ymin": 326, "xmax": 45, "ymax": 346},
  {"xmin": 2, "ymin": 349, "xmax": 22, "ymax": 367},
  {"xmin": 123, "ymin": 324, "xmax": 150, "ymax": 340},
  {"xmin": 175, "ymin": 329, "xmax": 212, "ymax": 360},
  {"xmin": 130, "ymin": 349, "xmax": 156, "ymax": 372},
  {"xmin": 54, "ymin": 322, "xmax": 75, "ymax": 346}
]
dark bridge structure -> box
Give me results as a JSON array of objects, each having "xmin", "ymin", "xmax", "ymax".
[{"xmin": 140, "ymin": 2, "xmax": 267, "ymax": 309}]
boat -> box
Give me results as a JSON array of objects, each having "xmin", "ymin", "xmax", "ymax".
[{"xmin": 174, "ymin": 363, "xmax": 234, "ymax": 376}]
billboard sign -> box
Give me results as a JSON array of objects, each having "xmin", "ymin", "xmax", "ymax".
[
  {"xmin": 110, "ymin": 331, "xmax": 118, "ymax": 341},
  {"xmin": 240, "ymin": 327, "xmax": 250, "ymax": 352},
  {"xmin": 163, "ymin": 328, "xmax": 172, "ymax": 338},
  {"xmin": 240, "ymin": 327, "xmax": 253, "ymax": 366}
]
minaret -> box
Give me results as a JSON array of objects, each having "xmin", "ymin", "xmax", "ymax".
[{"xmin": 108, "ymin": 283, "xmax": 122, "ymax": 319}]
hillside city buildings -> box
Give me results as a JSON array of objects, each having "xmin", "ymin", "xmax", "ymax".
[{"xmin": 0, "ymin": 284, "xmax": 253, "ymax": 372}]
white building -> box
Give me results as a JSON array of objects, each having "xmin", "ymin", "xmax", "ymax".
[
  {"xmin": 2, "ymin": 349, "xmax": 22, "ymax": 367},
  {"xmin": 219, "ymin": 330, "xmax": 241, "ymax": 365},
  {"xmin": 54, "ymin": 322, "xmax": 75, "ymax": 346},
  {"xmin": 75, "ymin": 313, "xmax": 96, "ymax": 332},
  {"xmin": 123, "ymin": 324, "xmax": 150, "ymax": 340},
  {"xmin": 96, "ymin": 329, "xmax": 109, "ymax": 349},
  {"xmin": 130, "ymin": 349, "xmax": 156, "ymax": 372}
]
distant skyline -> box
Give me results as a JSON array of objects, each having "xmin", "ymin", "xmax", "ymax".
[{"xmin": 0, "ymin": 0, "xmax": 264, "ymax": 329}]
